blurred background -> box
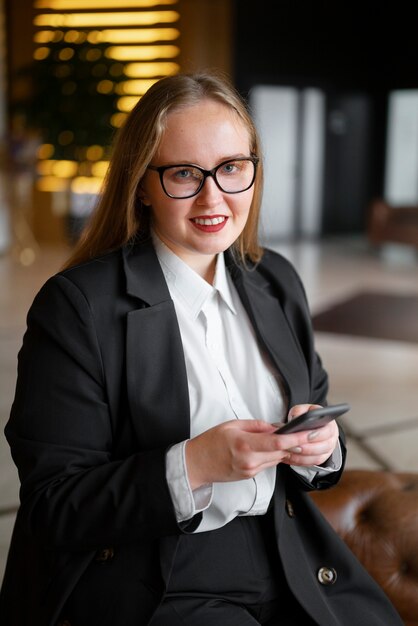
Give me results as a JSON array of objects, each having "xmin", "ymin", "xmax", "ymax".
[{"xmin": 1, "ymin": 0, "xmax": 417, "ymax": 581}]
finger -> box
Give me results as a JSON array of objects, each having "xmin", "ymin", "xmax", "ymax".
[
  {"xmin": 288, "ymin": 403, "xmax": 322, "ymax": 419},
  {"xmin": 289, "ymin": 440, "xmax": 336, "ymax": 456},
  {"xmin": 304, "ymin": 421, "xmax": 339, "ymax": 443},
  {"xmin": 231, "ymin": 434, "xmax": 297, "ymax": 461},
  {"xmin": 284, "ymin": 439, "xmax": 337, "ymax": 463},
  {"xmin": 233, "ymin": 419, "xmax": 278, "ymax": 434},
  {"xmin": 235, "ymin": 450, "xmax": 293, "ymax": 476},
  {"xmin": 282, "ymin": 451, "xmax": 333, "ymax": 467}
]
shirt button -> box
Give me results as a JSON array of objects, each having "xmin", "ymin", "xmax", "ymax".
[
  {"xmin": 95, "ymin": 547, "xmax": 115, "ymax": 563},
  {"xmin": 317, "ymin": 566, "xmax": 337, "ymax": 585}
]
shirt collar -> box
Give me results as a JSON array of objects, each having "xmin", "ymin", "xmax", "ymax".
[
  {"xmin": 212, "ymin": 251, "xmax": 237, "ymax": 315},
  {"xmin": 152, "ymin": 233, "xmax": 237, "ymax": 319}
]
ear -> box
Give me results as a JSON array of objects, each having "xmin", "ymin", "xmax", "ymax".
[{"xmin": 137, "ymin": 183, "xmax": 151, "ymax": 207}]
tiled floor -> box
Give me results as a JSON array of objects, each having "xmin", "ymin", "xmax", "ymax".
[{"xmin": 0, "ymin": 235, "xmax": 417, "ymax": 583}]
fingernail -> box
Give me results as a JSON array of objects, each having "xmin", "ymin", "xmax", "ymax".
[
  {"xmin": 308, "ymin": 430, "xmax": 320, "ymax": 441},
  {"xmin": 288, "ymin": 446, "xmax": 302, "ymax": 453}
]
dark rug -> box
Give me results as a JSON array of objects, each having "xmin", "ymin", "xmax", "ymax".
[{"xmin": 312, "ymin": 291, "xmax": 418, "ymax": 343}]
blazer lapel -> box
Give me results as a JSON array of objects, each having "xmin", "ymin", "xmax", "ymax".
[
  {"xmin": 123, "ymin": 241, "xmax": 190, "ymax": 449},
  {"xmin": 123, "ymin": 243, "xmax": 310, "ymax": 446},
  {"xmin": 228, "ymin": 257, "xmax": 310, "ymax": 407}
]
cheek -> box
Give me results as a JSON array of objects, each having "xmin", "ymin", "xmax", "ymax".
[
  {"xmin": 231, "ymin": 192, "xmax": 253, "ymax": 220},
  {"xmin": 150, "ymin": 201, "xmax": 189, "ymax": 228}
]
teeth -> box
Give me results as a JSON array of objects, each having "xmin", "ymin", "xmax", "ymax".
[{"xmin": 193, "ymin": 216, "xmax": 226, "ymax": 226}]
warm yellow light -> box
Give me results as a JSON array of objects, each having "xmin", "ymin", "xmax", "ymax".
[
  {"xmin": 86, "ymin": 146, "xmax": 105, "ymax": 161},
  {"xmin": 86, "ymin": 48, "xmax": 102, "ymax": 61},
  {"xmin": 124, "ymin": 61, "xmax": 179, "ymax": 77},
  {"xmin": 36, "ymin": 160, "xmax": 54, "ymax": 176},
  {"xmin": 34, "ymin": 31, "xmax": 55, "ymax": 43},
  {"xmin": 105, "ymin": 45, "xmax": 179, "ymax": 61},
  {"xmin": 53, "ymin": 30, "xmax": 65, "ymax": 42},
  {"xmin": 91, "ymin": 161, "xmax": 110, "ymax": 177},
  {"xmin": 35, "ymin": 0, "xmax": 177, "ymax": 8},
  {"xmin": 117, "ymin": 96, "xmax": 140, "ymax": 112},
  {"xmin": 37, "ymin": 144, "xmax": 55, "ymax": 159},
  {"xmin": 59, "ymin": 47, "xmax": 75, "ymax": 61},
  {"xmin": 97, "ymin": 79, "xmax": 114, "ymax": 94},
  {"xmin": 110, "ymin": 112, "xmax": 128, "ymax": 127},
  {"xmin": 53, "ymin": 160, "xmax": 79, "ymax": 177},
  {"xmin": 37, "ymin": 160, "xmax": 79, "ymax": 177},
  {"xmin": 34, "ymin": 11, "xmax": 179, "ymax": 28},
  {"xmin": 71, "ymin": 176, "xmax": 104, "ymax": 194},
  {"xmin": 34, "ymin": 46, "xmax": 51, "ymax": 60},
  {"xmin": 87, "ymin": 28, "xmax": 179, "ymax": 44},
  {"xmin": 64, "ymin": 29, "xmax": 86, "ymax": 43},
  {"xmin": 36, "ymin": 177, "xmax": 71, "ymax": 192},
  {"xmin": 116, "ymin": 79, "xmax": 157, "ymax": 95}
]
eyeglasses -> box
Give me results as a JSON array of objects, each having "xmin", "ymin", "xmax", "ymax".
[{"xmin": 147, "ymin": 156, "xmax": 259, "ymax": 199}]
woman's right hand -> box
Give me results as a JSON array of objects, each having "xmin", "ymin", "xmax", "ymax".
[{"xmin": 184, "ymin": 418, "xmax": 318, "ymax": 490}]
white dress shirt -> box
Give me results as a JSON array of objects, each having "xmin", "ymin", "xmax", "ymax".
[{"xmin": 152, "ymin": 235, "xmax": 341, "ymax": 532}]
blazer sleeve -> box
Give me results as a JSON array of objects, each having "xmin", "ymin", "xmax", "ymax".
[{"xmin": 5, "ymin": 275, "xmax": 180, "ymax": 551}]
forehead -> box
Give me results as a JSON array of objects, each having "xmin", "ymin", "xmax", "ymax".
[{"xmin": 157, "ymin": 99, "xmax": 251, "ymax": 163}]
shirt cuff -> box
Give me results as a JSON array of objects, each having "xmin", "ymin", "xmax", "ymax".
[
  {"xmin": 165, "ymin": 441, "xmax": 213, "ymax": 522},
  {"xmin": 290, "ymin": 439, "xmax": 343, "ymax": 482}
]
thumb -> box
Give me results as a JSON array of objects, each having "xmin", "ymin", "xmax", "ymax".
[{"xmin": 288, "ymin": 403, "xmax": 322, "ymax": 420}]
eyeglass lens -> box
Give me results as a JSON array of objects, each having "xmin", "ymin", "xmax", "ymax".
[{"xmin": 162, "ymin": 159, "xmax": 255, "ymax": 198}]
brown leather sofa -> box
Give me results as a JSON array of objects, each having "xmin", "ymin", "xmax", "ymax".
[
  {"xmin": 368, "ymin": 198, "xmax": 418, "ymax": 248},
  {"xmin": 311, "ymin": 469, "xmax": 418, "ymax": 626}
]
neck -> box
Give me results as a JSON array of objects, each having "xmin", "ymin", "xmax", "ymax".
[
  {"xmin": 189, "ymin": 254, "xmax": 217, "ymax": 285},
  {"xmin": 151, "ymin": 229, "xmax": 218, "ymax": 284}
]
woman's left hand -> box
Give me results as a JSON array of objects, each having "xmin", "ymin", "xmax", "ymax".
[{"xmin": 279, "ymin": 404, "xmax": 339, "ymax": 467}]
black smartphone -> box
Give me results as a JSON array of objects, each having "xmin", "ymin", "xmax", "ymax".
[{"xmin": 274, "ymin": 403, "xmax": 350, "ymax": 434}]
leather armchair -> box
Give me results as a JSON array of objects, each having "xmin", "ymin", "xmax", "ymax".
[
  {"xmin": 367, "ymin": 198, "xmax": 418, "ymax": 247},
  {"xmin": 311, "ymin": 469, "xmax": 418, "ymax": 626}
]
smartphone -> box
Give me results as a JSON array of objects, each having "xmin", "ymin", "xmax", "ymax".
[{"xmin": 274, "ymin": 402, "xmax": 350, "ymax": 434}]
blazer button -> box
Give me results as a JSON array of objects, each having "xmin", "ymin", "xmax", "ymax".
[
  {"xmin": 285, "ymin": 499, "xmax": 295, "ymax": 517},
  {"xmin": 317, "ymin": 566, "xmax": 337, "ymax": 585},
  {"xmin": 95, "ymin": 547, "xmax": 115, "ymax": 563}
]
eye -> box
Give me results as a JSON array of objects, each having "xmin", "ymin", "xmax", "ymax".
[
  {"xmin": 219, "ymin": 160, "xmax": 245, "ymax": 176},
  {"xmin": 221, "ymin": 161, "xmax": 238, "ymax": 174},
  {"xmin": 175, "ymin": 168, "xmax": 192, "ymax": 179},
  {"xmin": 167, "ymin": 166, "xmax": 202, "ymax": 184}
]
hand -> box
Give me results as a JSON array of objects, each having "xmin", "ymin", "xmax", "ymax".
[
  {"xmin": 279, "ymin": 403, "xmax": 340, "ymax": 468},
  {"xmin": 185, "ymin": 413, "xmax": 337, "ymax": 490}
]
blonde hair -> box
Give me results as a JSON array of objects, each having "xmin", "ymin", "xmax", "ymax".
[{"xmin": 63, "ymin": 71, "xmax": 264, "ymax": 270}]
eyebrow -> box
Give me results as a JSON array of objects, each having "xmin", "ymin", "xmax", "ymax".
[{"xmin": 155, "ymin": 154, "xmax": 251, "ymax": 167}]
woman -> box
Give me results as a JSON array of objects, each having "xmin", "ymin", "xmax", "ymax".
[{"xmin": 0, "ymin": 72, "xmax": 403, "ymax": 626}]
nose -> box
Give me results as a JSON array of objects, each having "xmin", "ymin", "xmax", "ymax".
[{"xmin": 196, "ymin": 173, "xmax": 223, "ymax": 205}]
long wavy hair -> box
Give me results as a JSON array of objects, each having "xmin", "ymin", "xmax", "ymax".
[{"xmin": 63, "ymin": 71, "xmax": 264, "ymax": 270}]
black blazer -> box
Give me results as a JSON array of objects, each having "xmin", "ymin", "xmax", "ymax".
[{"xmin": 0, "ymin": 241, "xmax": 403, "ymax": 626}]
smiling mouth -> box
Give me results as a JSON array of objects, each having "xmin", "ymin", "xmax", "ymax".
[
  {"xmin": 191, "ymin": 216, "xmax": 226, "ymax": 226},
  {"xmin": 190, "ymin": 215, "xmax": 228, "ymax": 233}
]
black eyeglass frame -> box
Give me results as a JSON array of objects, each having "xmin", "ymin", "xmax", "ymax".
[{"xmin": 147, "ymin": 156, "xmax": 259, "ymax": 199}]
